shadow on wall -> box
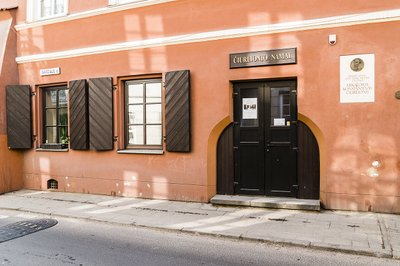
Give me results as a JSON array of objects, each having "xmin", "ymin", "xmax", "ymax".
[
  {"xmin": 327, "ymin": 116, "xmax": 400, "ymax": 213},
  {"xmin": 294, "ymin": 23, "xmax": 400, "ymax": 213},
  {"xmin": 0, "ymin": 9, "xmax": 23, "ymax": 193}
]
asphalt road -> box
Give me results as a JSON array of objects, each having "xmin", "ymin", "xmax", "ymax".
[{"xmin": 0, "ymin": 210, "xmax": 397, "ymax": 266}]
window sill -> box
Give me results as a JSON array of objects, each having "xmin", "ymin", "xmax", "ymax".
[
  {"xmin": 108, "ymin": 0, "xmax": 145, "ymax": 6},
  {"xmin": 36, "ymin": 148, "xmax": 69, "ymax": 152},
  {"xmin": 117, "ymin": 149, "xmax": 164, "ymax": 155},
  {"xmin": 28, "ymin": 12, "xmax": 68, "ymax": 24}
]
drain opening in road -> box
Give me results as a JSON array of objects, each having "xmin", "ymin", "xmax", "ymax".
[{"xmin": 0, "ymin": 219, "xmax": 58, "ymax": 243}]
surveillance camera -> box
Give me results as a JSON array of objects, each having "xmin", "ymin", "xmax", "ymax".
[{"xmin": 329, "ymin": 34, "xmax": 336, "ymax": 45}]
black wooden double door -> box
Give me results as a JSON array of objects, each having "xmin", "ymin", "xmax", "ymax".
[{"xmin": 233, "ymin": 80, "xmax": 297, "ymax": 197}]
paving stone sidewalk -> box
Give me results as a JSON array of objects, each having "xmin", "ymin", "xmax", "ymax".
[{"xmin": 0, "ymin": 190, "xmax": 399, "ymax": 259}]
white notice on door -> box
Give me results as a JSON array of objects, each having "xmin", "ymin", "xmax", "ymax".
[
  {"xmin": 242, "ymin": 98, "xmax": 257, "ymax": 119},
  {"xmin": 273, "ymin": 118, "xmax": 286, "ymax": 126}
]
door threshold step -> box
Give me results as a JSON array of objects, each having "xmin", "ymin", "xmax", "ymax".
[{"xmin": 210, "ymin": 195, "xmax": 320, "ymax": 211}]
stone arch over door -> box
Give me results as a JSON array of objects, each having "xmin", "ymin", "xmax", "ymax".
[{"xmin": 216, "ymin": 115, "xmax": 322, "ymax": 200}]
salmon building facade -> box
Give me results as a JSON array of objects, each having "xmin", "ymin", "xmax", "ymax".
[{"xmin": 0, "ymin": 0, "xmax": 400, "ymax": 213}]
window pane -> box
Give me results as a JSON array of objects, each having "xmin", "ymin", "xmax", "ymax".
[
  {"xmin": 283, "ymin": 105, "xmax": 290, "ymax": 117},
  {"xmin": 59, "ymin": 126, "xmax": 68, "ymax": 144},
  {"xmin": 283, "ymin": 94, "xmax": 290, "ymax": 105},
  {"xmin": 54, "ymin": 0, "xmax": 65, "ymax": 14},
  {"xmin": 40, "ymin": 0, "xmax": 52, "ymax": 18},
  {"xmin": 270, "ymin": 108, "xmax": 279, "ymax": 119},
  {"xmin": 240, "ymin": 88, "xmax": 259, "ymax": 127},
  {"xmin": 46, "ymin": 109, "xmax": 57, "ymax": 126},
  {"xmin": 128, "ymin": 126, "xmax": 144, "ymax": 145},
  {"xmin": 45, "ymin": 90, "xmax": 57, "ymax": 108},
  {"xmin": 59, "ymin": 108, "xmax": 68, "ymax": 126},
  {"xmin": 146, "ymin": 104, "xmax": 162, "ymax": 124},
  {"xmin": 146, "ymin": 82, "xmax": 162, "ymax": 103},
  {"xmin": 128, "ymin": 105, "xmax": 143, "ymax": 124},
  {"xmin": 59, "ymin": 89, "xmax": 68, "ymax": 107},
  {"xmin": 271, "ymin": 87, "xmax": 290, "ymax": 126},
  {"xmin": 146, "ymin": 125, "xmax": 162, "ymax": 145},
  {"xmin": 45, "ymin": 127, "xmax": 57, "ymax": 144},
  {"xmin": 128, "ymin": 84, "xmax": 143, "ymax": 104}
]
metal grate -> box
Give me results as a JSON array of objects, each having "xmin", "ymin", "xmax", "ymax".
[
  {"xmin": 47, "ymin": 179, "xmax": 58, "ymax": 189},
  {"xmin": 0, "ymin": 219, "xmax": 58, "ymax": 243}
]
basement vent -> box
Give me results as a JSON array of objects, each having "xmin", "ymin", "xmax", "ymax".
[{"xmin": 47, "ymin": 179, "xmax": 58, "ymax": 190}]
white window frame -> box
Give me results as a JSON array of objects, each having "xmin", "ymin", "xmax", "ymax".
[
  {"xmin": 124, "ymin": 78, "xmax": 163, "ymax": 150},
  {"xmin": 27, "ymin": 0, "xmax": 69, "ymax": 22},
  {"xmin": 108, "ymin": 0, "xmax": 148, "ymax": 6}
]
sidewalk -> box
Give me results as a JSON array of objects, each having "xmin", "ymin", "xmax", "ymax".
[{"xmin": 0, "ymin": 190, "xmax": 399, "ymax": 259}]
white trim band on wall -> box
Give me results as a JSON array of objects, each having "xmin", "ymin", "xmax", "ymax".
[{"xmin": 15, "ymin": 8, "xmax": 400, "ymax": 64}]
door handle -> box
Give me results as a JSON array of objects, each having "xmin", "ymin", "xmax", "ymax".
[{"xmin": 266, "ymin": 144, "xmax": 271, "ymax": 152}]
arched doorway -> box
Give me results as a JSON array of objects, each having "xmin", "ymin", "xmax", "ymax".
[{"xmin": 216, "ymin": 119, "xmax": 320, "ymax": 199}]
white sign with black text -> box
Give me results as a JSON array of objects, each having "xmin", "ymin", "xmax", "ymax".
[
  {"xmin": 340, "ymin": 54, "xmax": 375, "ymax": 103},
  {"xmin": 273, "ymin": 118, "xmax": 286, "ymax": 126},
  {"xmin": 40, "ymin": 67, "xmax": 61, "ymax": 76},
  {"xmin": 242, "ymin": 98, "xmax": 258, "ymax": 119}
]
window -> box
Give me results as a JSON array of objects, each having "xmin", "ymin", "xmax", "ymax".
[
  {"xmin": 270, "ymin": 87, "xmax": 290, "ymax": 126},
  {"xmin": 42, "ymin": 86, "xmax": 69, "ymax": 148},
  {"xmin": 27, "ymin": 0, "xmax": 68, "ymax": 22},
  {"xmin": 125, "ymin": 79, "xmax": 162, "ymax": 149}
]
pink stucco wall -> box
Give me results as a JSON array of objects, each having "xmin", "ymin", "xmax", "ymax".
[
  {"xmin": 10, "ymin": 0, "xmax": 400, "ymax": 213},
  {"xmin": 0, "ymin": 9, "xmax": 24, "ymax": 194}
]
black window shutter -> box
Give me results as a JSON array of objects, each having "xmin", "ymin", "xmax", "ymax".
[
  {"xmin": 69, "ymin": 79, "xmax": 89, "ymax": 150},
  {"xmin": 6, "ymin": 85, "xmax": 32, "ymax": 149},
  {"xmin": 88, "ymin": 77, "xmax": 113, "ymax": 151},
  {"xmin": 165, "ymin": 70, "xmax": 191, "ymax": 152}
]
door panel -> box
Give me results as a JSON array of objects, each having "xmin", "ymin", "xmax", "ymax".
[
  {"xmin": 234, "ymin": 82, "xmax": 264, "ymax": 195},
  {"xmin": 266, "ymin": 144, "xmax": 296, "ymax": 196},
  {"xmin": 269, "ymin": 145, "xmax": 293, "ymax": 191},
  {"xmin": 270, "ymin": 128, "xmax": 291, "ymax": 142},
  {"xmin": 265, "ymin": 82, "xmax": 297, "ymax": 197},
  {"xmin": 239, "ymin": 144, "xmax": 264, "ymax": 192},
  {"xmin": 217, "ymin": 123, "xmax": 234, "ymax": 195},
  {"xmin": 298, "ymin": 121, "xmax": 320, "ymax": 199}
]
